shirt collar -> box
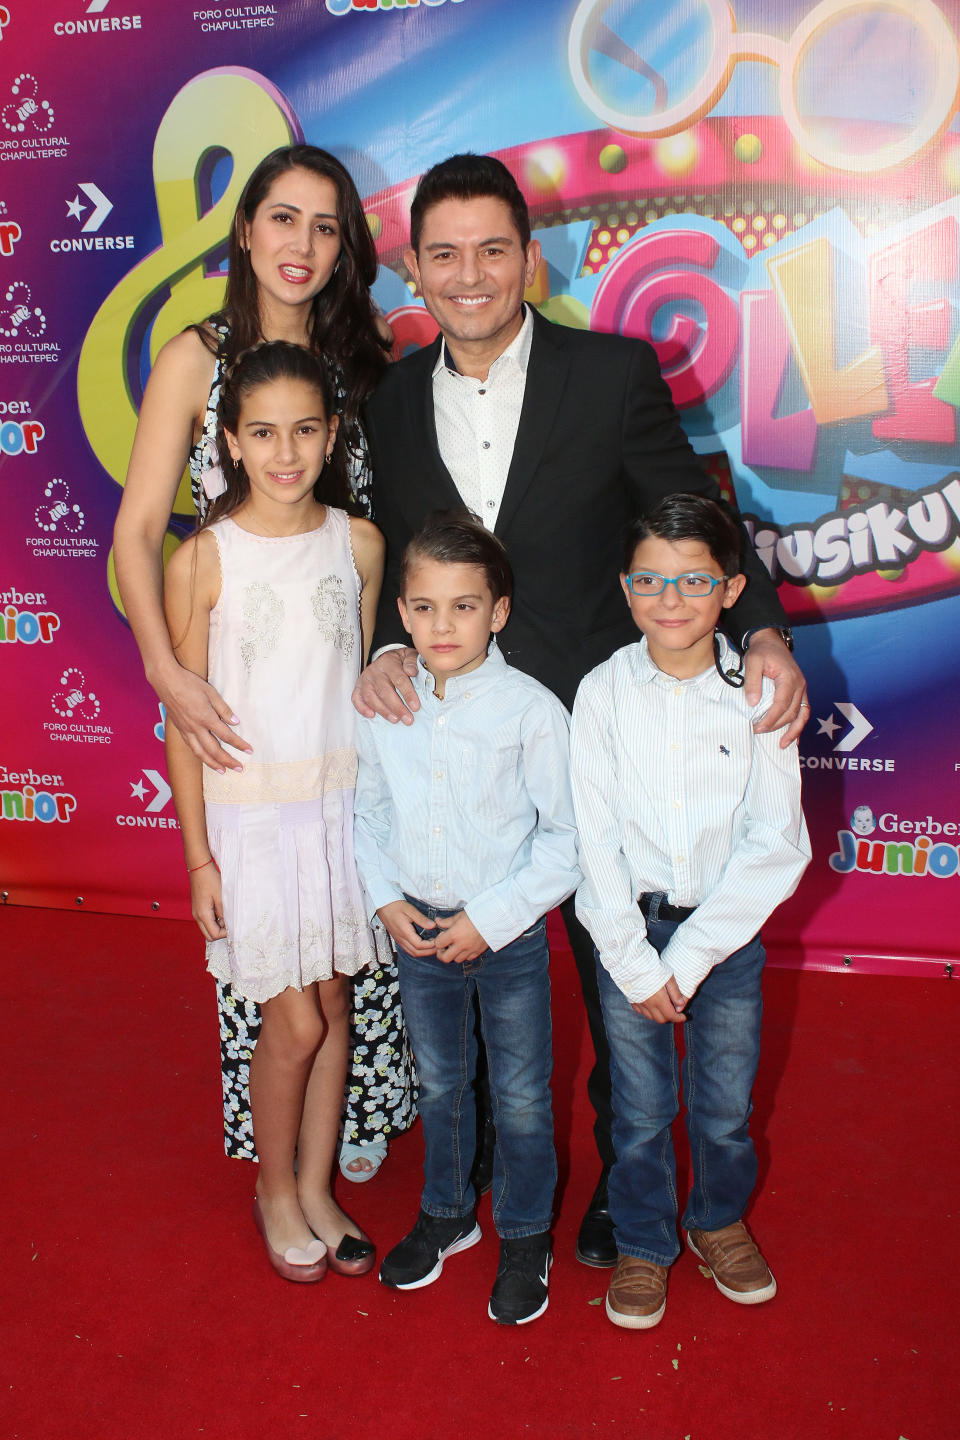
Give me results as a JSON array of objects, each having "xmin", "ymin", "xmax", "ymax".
[
  {"xmin": 630, "ymin": 632, "xmax": 739, "ymax": 686},
  {"xmin": 414, "ymin": 638, "xmax": 507, "ymax": 700},
  {"xmin": 432, "ymin": 305, "xmax": 534, "ymax": 381}
]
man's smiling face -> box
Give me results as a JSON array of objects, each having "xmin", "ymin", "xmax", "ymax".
[{"xmin": 404, "ymin": 195, "xmax": 541, "ymax": 373}]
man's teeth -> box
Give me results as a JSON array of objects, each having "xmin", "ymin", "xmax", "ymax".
[{"xmin": 452, "ymin": 295, "xmax": 490, "ymax": 305}]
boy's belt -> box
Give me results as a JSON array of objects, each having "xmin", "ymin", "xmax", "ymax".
[{"xmin": 639, "ymin": 892, "xmax": 698, "ymax": 924}]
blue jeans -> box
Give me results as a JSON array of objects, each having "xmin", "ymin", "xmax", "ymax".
[
  {"xmin": 597, "ymin": 903, "xmax": 765, "ymax": 1265},
  {"xmin": 396, "ymin": 901, "xmax": 556, "ymax": 1239}
]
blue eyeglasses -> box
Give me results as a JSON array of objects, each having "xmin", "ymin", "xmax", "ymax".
[{"xmin": 624, "ymin": 571, "xmax": 725, "ymax": 598}]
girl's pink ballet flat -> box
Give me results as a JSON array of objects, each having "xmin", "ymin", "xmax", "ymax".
[{"xmin": 253, "ymin": 1198, "xmax": 327, "ymax": 1283}]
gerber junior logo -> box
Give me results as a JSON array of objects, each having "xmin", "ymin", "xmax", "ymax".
[
  {"xmin": 0, "ymin": 763, "xmax": 77, "ymax": 823},
  {"xmin": 830, "ymin": 809, "xmax": 960, "ymax": 880},
  {"xmin": 0, "ymin": 586, "xmax": 60, "ymax": 644},
  {"xmin": 0, "ymin": 213, "xmax": 20, "ymax": 254}
]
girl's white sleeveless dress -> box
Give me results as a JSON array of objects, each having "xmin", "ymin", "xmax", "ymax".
[{"xmin": 202, "ymin": 509, "xmax": 375, "ymax": 1002}]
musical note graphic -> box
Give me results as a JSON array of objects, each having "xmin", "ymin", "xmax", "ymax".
[{"xmin": 78, "ymin": 67, "xmax": 301, "ymax": 519}]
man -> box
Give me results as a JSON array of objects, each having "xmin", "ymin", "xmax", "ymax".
[{"xmin": 356, "ymin": 153, "xmax": 807, "ymax": 1270}]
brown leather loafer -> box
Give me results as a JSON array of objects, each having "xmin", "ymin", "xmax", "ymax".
[
  {"xmin": 686, "ymin": 1221, "xmax": 777, "ymax": 1304},
  {"xmin": 605, "ymin": 1253, "xmax": 668, "ymax": 1329}
]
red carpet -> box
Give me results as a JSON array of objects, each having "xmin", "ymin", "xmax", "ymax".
[{"xmin": 4, "ymin": 905, "xmax": 955, "ymax": 1440}]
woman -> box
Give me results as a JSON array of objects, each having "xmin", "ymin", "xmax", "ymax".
[{"xmin": 114, "ymin": 144, "xmax": 416, "ymax": 1173}]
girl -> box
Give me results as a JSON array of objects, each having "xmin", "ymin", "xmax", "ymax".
[
  {"xmin": 115, "ymin": 145, "xmax": 415, "ymax": 1175},
  {"xmin": 164, "ymin": 341, "xmax": 383, "ymax": 1281}
]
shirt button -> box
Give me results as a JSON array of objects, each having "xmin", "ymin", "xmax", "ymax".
[
  {"xmin": 670, "ymin": 743, "xmax": 680, "ymax": 751},
  {"xmin": 464, "ymin": 692, "xmax": 471, "ymax": 700},
  {"xmin": 673, "ymin": 800, "xmax": 681, "ymax": 809},
  {"xmin": 481, "ymin": 440, "xmax": 491, "ymax": 449},
  {"xmin": 673, "ymin": 686, "xmax": 682, "ymax": 696},
  {"xmin": 434, "ymin": 769, "xmax": 444, "ymax": 780},
  {"xmin": 434, "ymin": 882, "xmax": 442, "ymax": 892},
  {"xmin": 478, "ymin": 388, "xmax": 486, "ymax": 395},
  {"xmin": 486, "ymin": 499, "xmax": 495, "ymax": 509},
  {"xmin": 676, "ymin": 855, "xmax": 686, "ymax": 864},
  {"xmin": 434, "ymin": 826, "xmax": 442, "ymax": 835},
  {"xmin": 437, "ymin": 715, "xmax": 446, "ymax": 726}
]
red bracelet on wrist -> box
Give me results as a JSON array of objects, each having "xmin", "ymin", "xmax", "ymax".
[{"xmin": 187, "ymin": 857, "xmax": 217, "ymax": 874}]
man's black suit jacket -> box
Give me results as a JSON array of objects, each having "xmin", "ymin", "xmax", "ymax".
[{"xmin": 365, "ymin": 308, "xmax": 787, "ymax": 711}]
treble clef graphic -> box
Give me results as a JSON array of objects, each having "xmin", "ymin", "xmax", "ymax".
[{"xmin": 78, "ymin": 68, "xmax": 301, "ymax": 532}]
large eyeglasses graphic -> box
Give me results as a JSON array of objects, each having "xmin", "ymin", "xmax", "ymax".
[
  {"xmin": 624, "ymin": 570, "xmax": 726, "ymax": 597},
  {"xmin": 568, "ymin": 0, "xmax": 960, "ymax": 173}
]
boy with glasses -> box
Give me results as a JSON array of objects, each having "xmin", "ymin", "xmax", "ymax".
[{"xmin": 570, "ymin": 494, "xmax": 811, "ymax": 1330}]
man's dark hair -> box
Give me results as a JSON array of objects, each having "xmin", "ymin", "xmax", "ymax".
[
  {"xmin": 401, "ymin": 510, "xmax": 514, "ymax": 602},
  {"xmin": 410, "ymin": 153, "xmax": 532, "ymax": 252},
  {"xmin": 623, "ymin": 493, "xmax": 743, "ymax": 577}
]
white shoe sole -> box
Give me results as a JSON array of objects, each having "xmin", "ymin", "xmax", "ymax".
[
  {"xmin": 605, "ymin": 1292, "xmax": 666, "ymax": 1329},
  {"xmin": 386, "ymin": 1223, "xmax": 482, "ymax": 1291},
  {"xmin": 487, "ymin": 1254, "xmax": 552, "ymax": 1325},
  {"xmin": 686, "ymin": 1231, "xmax": 778, "ymax": 1305}
]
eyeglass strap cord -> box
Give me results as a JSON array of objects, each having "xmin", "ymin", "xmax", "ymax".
[{"xmin": 714, "ymin": 632, "xmax": 744, "ymax": 688}]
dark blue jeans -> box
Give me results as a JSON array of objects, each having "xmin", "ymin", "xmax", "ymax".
[
  {"xmin": 596, "ymin": 902, "xmax": 765, "ymax": 1265},
  {"xmin": 396, "ymin": 902, "xmax": 556, "ymax": 1239}
]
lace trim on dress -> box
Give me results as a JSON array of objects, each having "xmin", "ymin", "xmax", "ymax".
[{"xmin": 203, "ymin": 748, "xmax": 358, "ymax": 804}]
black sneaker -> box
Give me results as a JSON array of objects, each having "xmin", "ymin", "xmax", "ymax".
[
  {"xmin": 487, "ymin": 1233, "xmax": 552, "ymax": 1325},
  {"xmin": 379, "ymin": 1209, "xmax": 481, "ymax": 1290}
]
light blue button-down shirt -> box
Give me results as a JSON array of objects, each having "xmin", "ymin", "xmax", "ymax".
[{"xmin": 354, "ymin": 644, "xmax": 581, "ymax": 952}]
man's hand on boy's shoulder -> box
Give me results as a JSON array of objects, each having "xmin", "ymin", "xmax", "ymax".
[
  {"xmin": 376, "ymin": 899, "xmax": 438, "ymax": 956},
  {"xmin": 742, "ymin": 630, "xmax": 809, "ymax": 747},
  {"xmin": 631, "ymin": 976, "xmax": 688, "ymax": 1025},
  {"xmin": 353, "ymin": 647, "xmax": 421, "ymax": 725},
  {"xmin": 433, "ymin": 911, "xmax": 487, "ymax": 965}
]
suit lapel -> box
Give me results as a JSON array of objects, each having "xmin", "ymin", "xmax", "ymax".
[
  {"xmin": 495, "ymin": 312, "xmax": 569, "ymax": 537},
  {"xmin": 408, "ymin": 338, "xmax": 464, "ymax": 512}
]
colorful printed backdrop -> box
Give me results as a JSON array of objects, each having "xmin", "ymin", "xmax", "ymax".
[{"xmin": 2, "ymin": 0, "xmax": 959, "ymax": 973}]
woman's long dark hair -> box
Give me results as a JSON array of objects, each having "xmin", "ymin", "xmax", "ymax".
[
  {"xmin": 199, "ymin": 145, "xmax": 390, "ymax": 426},
  {"xmin": 202, "ymin": 341, "xmax": 359, "ymax": 528}
]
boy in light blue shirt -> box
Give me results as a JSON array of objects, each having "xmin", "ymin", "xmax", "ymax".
[{"xmin": 354, "ymin": 512, "xmax": 580, "ymax": 1326}]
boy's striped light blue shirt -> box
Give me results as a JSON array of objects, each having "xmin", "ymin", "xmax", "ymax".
[
  {"xmin": 354, "ymin": 643, "xmax": 581, "ymax": 952},
  {"xmin": 570, "ymin": 635, "xmax": 811, "ymax": 1004}
]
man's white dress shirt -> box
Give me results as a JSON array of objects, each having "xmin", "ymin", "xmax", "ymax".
[{"xmin": 432, "ymin": 305, "xmax": 534, "ymax": 528}]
